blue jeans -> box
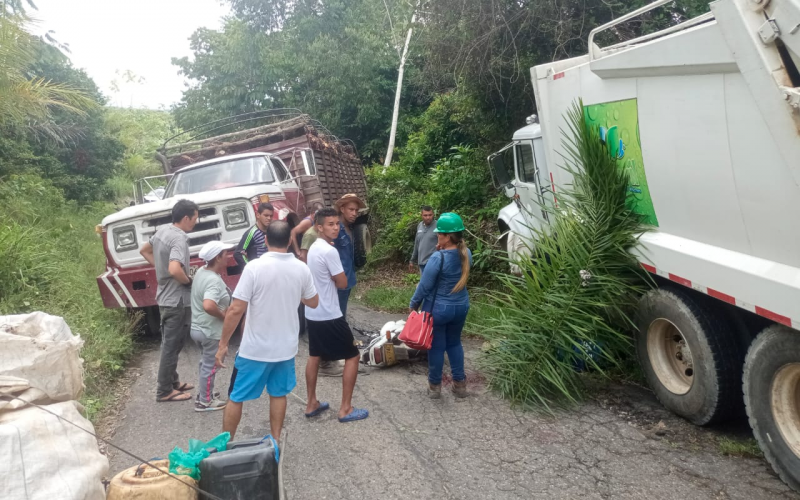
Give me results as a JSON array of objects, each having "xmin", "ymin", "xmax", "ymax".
[
  {"xmin": 428, "ymin": 303, "xmax": 469, "ymax": 385},
  {"xmin": 338, "ymin": 288, "xmax": 352, "ymax": 317}
]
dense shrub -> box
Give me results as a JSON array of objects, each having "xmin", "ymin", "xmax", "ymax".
[
  {"xmin": 0, "ymin": 175, "xmax": 136, "ymax": 418},
  {"xmin": 367, "ymin": 143, "xmax": 507, "ymax": 280}
]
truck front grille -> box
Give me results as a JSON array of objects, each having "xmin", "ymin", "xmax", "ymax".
[{"xmin": 145, "ymin": 207, "xmax": 217, "ymax": 228}]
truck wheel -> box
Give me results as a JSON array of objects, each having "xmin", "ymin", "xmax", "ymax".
[
  {"xmin": 744, "ymin": 325, "xmax": 800, "ymax": 492},
  {"xmin": 635, "ymin": 287, "xmax": 744, "ymax": 425},
  {"xmin": 143, "ymin": 306, "xmax": 160, "ymax": 337},
  {"xmin": 353, "ymin": 223, "xmax": 371, "ymax": 267}
]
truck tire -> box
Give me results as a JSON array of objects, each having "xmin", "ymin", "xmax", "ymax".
[
  {"xmin": 141, "ymin": 306, "xmax": 160, "ymax": 337},
  {"xmin": 744, "ymin": 325, "xmax": 800, "ymax": 492},
  {"xmin": 353, "ymin": 223, "xmax": 371, "ymax": 268},
  {"xmin": 635, "ymin": 287, "xmax": 744, "ymax": 425}
]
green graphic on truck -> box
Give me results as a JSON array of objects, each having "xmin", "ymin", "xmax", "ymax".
[{"xmin": 584, "ymin": 99, "xmax": 659, "ymax": 227}]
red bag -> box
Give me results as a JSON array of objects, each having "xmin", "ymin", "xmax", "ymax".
[
  {"xmin": 399, "ymin": 252, "xmax": 444, "ymax": 351},
  {"xmin": 398, "ymin": 310, "xmax": 434, "ymax": 350}
]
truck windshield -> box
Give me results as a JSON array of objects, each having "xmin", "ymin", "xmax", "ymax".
[{"xmin": 166, "ymin": 156, "xmax": 275, "ymax": 196}]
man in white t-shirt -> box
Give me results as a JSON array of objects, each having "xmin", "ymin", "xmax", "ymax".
[
  {"xmin": 215, "ymin": 221, "xmax": 319, "ymax": 441},
  {"xmin": 304, "ymin": 208, "xmax": 369, "ymax": 423}
]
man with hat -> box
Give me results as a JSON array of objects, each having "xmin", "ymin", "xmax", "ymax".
[
  {"xmin": 333, "ymin": 193, "xmax": 366, "ymax": 317},
  {"xmin": 190, "ymin": 240, "xmax": 234, "ymax": 412},
  {"xmin": 318, "ymin": 194, "xmax": 365, "ymax": 377}
]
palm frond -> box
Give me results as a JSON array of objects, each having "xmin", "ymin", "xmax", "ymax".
[
  {"xmin": 477, "ymin": 100, "xmax": 648, "ymax": 410},
  {"xmin": 0, "ymin": 13, "xmax": 97, "ymax": 139}
]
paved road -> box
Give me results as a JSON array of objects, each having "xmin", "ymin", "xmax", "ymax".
[{"xmin": 108, "ymin": 303, "xmax": 797, "ymax": 499}]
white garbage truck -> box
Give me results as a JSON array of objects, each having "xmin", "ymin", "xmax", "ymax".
[{"xmin": 487, "ymin": 0, "xmax": 800, "ymax": 490}]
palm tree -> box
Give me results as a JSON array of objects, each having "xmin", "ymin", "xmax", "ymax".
[
  {"xmin": 478, "ymin": 101, "xmax": 648, "ymax": 410},
  {"xmin": 0, "ymin": 4, "xmax": 97, "ymax": 139}
]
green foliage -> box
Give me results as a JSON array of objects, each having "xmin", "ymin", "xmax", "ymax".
[
  {"xmin": 0, "ymin": 13, "xmax": 126, "ymax": 203},
  {"xmin": 0, "ymin": 175, "xmax": 136, "ymax": 413},
  {"xmin": 398, "ymin": 92, "xmax": 505, "ymax": 173},
  {"xmin": 104, "ymin": 108, "xmax": 176, "ymax": 201},
  {"xmin": 366, "ymin": 134, "xmax": 507, "ymax": 278},
  {"xmin": 718, "ymin": 437, "xmax": 764, "ymax": 459},
  {"xmin": 173, "ymin": 0, "xmax": 416, "ymax": 161},
  {"xmin": 0, "ymin": 11, "xmax": 98, "ymax": 136},
  {"xmin": 477, "ymin": 101, "xmax": 648, "ymax": 410},
  {"xmin": 429, "ymin": 145, "xmax": 493, "ymax": 210}
]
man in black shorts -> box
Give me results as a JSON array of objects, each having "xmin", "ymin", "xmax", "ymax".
[{"xmin": 303, "ymin": 208, "xmax": 368, "ymax": 423}]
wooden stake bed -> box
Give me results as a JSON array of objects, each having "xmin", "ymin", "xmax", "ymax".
[{"xmin": 158, "ymin": 112, "xmax": 367, "ymax": 213}]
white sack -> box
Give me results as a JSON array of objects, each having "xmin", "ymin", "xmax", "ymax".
[
  {"xmin": 0, "ymin": 312, "xmax": 84, "ymax": 410},
  {"xmin": 0, "ymin": 400, "xmax": 108, "ymax": 500}
]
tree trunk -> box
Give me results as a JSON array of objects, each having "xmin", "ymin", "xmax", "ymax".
[{"xmin": 383, "ymin": 16, "xmax": 415, "ymax": 170}]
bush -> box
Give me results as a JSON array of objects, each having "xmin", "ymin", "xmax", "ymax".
[
  {"xmin": 397, "ymin": 91, "xmax": 504, "ymax": 175},
  {"xmin": 0, "ymin": 175, "xmax": 136, "ymax": 418},
  {"xmin": 366, "ymin": 145, "xmax": 508, "ymax": 280}
]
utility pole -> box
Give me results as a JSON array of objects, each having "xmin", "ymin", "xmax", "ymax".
[{"xmin": 383, "ymin": 13, "xmax": 415, "ymax": 171}]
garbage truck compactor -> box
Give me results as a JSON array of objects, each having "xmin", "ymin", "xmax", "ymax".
[{"xmin": 488, "ymin": 0, "xmax": 800, "ymax": 490}]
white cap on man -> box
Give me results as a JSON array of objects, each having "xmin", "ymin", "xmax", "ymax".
[{"xmin": 198, "ymin": 241, "xmax": 234, "ymax": 263}]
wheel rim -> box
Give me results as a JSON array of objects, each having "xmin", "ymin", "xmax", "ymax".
[
  {"xmin": 646, "ymin": 318, "xmax": 694, "ymax": 395},
  {"xmin": 771, "ymin": 363, "xmax": 800, "ymax": 458}
]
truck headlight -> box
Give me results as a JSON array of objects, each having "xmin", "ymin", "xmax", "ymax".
[
  {"xmin": 113, "ymin": 225, "xmax": 137, "ymax": 252},
  {"xmin": 223, "ymin": 205, "xmax": 249, "ymax": 230}
]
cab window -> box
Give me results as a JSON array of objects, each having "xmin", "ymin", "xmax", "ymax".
[
  {"xmin": 515, "ymin": 143, "xmax": 537, "ymax": 184},
  {"xmin": 272, "ymin": 158, "xmax": 290, "ymax": 182}
]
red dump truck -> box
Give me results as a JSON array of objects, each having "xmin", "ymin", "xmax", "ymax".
[{"xmin": 96, "ymin": 111, "xmax": 370, "ymax": 333}]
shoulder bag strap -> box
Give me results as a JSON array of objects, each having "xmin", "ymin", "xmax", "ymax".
[{"xmin": 426, "ymin": 251, "xmax": 446, "ymax": 311}]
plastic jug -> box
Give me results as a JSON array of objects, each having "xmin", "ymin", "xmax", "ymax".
[{"xmin": 198, "ymin": 437, "xmax": 279, "ymax": 500}]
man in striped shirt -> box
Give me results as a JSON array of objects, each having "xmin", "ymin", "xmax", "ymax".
[{"xmin": 234, "ymin": 203, "xmax": 273, "ymax": 269}]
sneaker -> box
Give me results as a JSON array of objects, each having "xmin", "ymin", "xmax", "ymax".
[
  {"xmin": 319, "ymin": 360, "xmax": 344, "ymax": 377},
  {"xmin": 195, "ymin": 397, "xmax": 227, "ymax": 412}
]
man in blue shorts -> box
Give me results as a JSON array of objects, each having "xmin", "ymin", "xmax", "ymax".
[{"xmin": 215, "ymin": 221, "xmax": 319, "ymax": 441}]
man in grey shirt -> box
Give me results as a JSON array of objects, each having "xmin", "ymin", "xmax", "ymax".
[
  {"xmin": 409, "ymin": 206, "xmax": 438, "ymax": 274},
  {"xmin": 140, "ymin": 199, "xmax": 199, "ymax": 402}
]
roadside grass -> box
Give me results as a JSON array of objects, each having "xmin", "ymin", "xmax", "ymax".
[
  {"xmin": 718, "ymin": 436, "xmax": 764, "ymax": 459},
  {"xmin": 0, "ymin": 175, "xmax": 137, "ymax": 422}
]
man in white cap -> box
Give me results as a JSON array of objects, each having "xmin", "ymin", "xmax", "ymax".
[{"xmin": 190, "ymin": 240, "xmax": 234, "ymax": 412}]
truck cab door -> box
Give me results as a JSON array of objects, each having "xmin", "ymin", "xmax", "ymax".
[
  {"xmin": 271, "ymin": 157, "xmax": 304, "ymax": 214},
  {"xmin": 514, "ymin": 140, "xmax": 549, "ymax": 224}
]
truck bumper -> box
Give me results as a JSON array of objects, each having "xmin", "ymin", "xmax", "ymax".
[{"xmin": 97, "ymin": 255, "xmax": 243, "ymax": 309}]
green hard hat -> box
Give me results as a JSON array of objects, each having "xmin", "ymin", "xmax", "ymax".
[{"xmin": 434, "ymin": 212, "xmax": 465, "ymax": 233}]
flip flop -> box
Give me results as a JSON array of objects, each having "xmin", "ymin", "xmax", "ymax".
[
  {"xmin": 157, "ymin": 391, "xmax": 192, "ymax": 403},
  {"xmin": 175, "ymin": 382, "xmax": 195, "ymax": 391},
  {"xmin": 304, "ymin": 402, "xmax": 330, "ymax": 418},
  {"xmin": 338, "ymin": 407, "xmax": 369, "ymax": 423}
]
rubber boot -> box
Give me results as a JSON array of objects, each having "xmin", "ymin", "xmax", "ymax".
[
  {"xmin": 428, "ymin": 383, "xmax": 442, "ymax": 399},
  {"xmin": 453, "ymin": 379, "xmax": 468, "ymax": 398}
]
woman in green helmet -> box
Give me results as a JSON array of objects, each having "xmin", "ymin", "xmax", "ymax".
[{"xmin": 409, "ymin": 212, "xmax": 473, "ymax": 399}]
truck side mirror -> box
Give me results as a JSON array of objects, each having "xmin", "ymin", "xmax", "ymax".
[{"xmin": 489, "ymin": 154, "xmax": 512, "ymax": 188}]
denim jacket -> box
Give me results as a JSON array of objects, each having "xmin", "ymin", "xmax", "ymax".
[
  {"xmin": 334, "ymin": 222, "xmax": 357, "ymax": 290},
  {"xmin": 409, "ymin": 249, "xmax": 472, "ymax": 311}
]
